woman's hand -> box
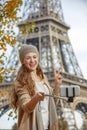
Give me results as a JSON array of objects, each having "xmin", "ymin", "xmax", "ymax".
[
  {"xmin": 53, "ymin": 67, "xmax": 63, "ymax": 95},
  {"xmin": 54, "ymin": 67, "xmax": 63, "ymax": 87},
  {"xmin": 35, "ymin": 92, "xmax": 45, "ymax": 101},
  {"xmin": 27, "ymin": 92, "xmax": 45, "ymax": 111}
]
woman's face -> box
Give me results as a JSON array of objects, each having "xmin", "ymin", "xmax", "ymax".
[{"xmin": 23, "ymin": 52, "xmax": 39, "ymax": 72}]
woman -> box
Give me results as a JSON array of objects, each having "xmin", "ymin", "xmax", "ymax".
[{"xmin": 11, "ymin": 44, "xmax": 62, "ymax": 130}]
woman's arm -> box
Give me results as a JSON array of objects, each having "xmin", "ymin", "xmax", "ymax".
[
  {"xmin": 53, "ymin": 67, "xmax": 63, "ymax": 96},
  {"xmin": 26, "ymin": 92, "xmax": 44, "ymax": 112},
  {"xmin": 15, "ymin": 81, "xmax": 44, "ymax": 113}
]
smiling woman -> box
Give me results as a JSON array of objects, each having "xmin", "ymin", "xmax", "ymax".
[
  {"xmin": 10, "ymin": 44, "xmax": 62, "ymax": 130},
  {"xmin": 19, "ymin": 45, "xmax": 39, "ymax": 72},
  {"xmin": 23, "ymin": 52, "xmax": 39, "ymax": 72}
]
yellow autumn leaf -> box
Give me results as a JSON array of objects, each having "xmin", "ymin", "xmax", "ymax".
[
  {"xmin": 0, "ymin": 68, "xmax": 5, "ymax": 74},
  {"xmin": 0, "ymin": 60, "xmax": 4, "ymax": 65}
]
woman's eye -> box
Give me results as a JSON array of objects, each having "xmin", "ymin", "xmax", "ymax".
[
  {"xmin": 26, "ymin": 57, "xmax": 30, "ymax": 60},
  {"xmin": 33, "ymin": 56, "xmax": 37, "ymax": 58}
]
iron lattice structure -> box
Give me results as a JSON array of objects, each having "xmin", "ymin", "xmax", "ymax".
[
  {"xmin": 5, "ymin": 0, "xmax": 87, "ymax": 87},
  {"xmin": 22, "ymin": 0, "xmax": 64, "ymax": 22}
]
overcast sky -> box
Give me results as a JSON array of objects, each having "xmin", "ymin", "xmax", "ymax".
[
  {"xmin": 0, "ymin": 110, "xmax": 17, "ymax": 129},
  {"xmin": 61, "ymin": 0, "xmax": 87, "ymax": 79}
]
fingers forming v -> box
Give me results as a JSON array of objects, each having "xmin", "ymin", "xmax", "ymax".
[{"xmin": 53, "ymin": 64, "xmax": 62, "ymax": 77}]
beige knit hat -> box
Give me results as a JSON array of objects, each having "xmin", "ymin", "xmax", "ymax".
[{"xmin": 19, "ymin": 44, "xmax": 39, "ymax": 63}]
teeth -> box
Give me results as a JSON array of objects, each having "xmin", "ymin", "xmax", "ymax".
[{"xmin": 30, "ymin": 64, "xmax": 35, "ymax": 67}]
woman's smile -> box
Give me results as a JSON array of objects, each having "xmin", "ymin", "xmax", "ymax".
[{"xmin": 23, "ymin": 52, "xmax": 38, "ymax": 71}]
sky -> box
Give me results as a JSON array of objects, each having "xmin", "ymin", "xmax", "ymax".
[
  {"xmin": 0, "ymin": 0, "xmax": 87, "ymax": 129},
  {"xmin": 0, "ymin": 109, "xmax": 17, "ymax": 129},
  {"xmin": 61, "ymin": 0, "xmax": 87, "ymax": 79}
]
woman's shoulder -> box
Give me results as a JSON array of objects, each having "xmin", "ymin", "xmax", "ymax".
[
  {"xmin": 13, "ymin": 80, "xmax": 20, "ymax": 85},
  {"xmin": 13, "ymin": 80, "xmax": 22, "ymax": 88}
]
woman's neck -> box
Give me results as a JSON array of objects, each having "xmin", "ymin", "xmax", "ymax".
[
  {"xmin": 31, "ymin": 71, "xmax": 42, "ymax": 82},
  {"xmin": 31, "ymin": 70, "xmax": 37, "ymax": 76}
]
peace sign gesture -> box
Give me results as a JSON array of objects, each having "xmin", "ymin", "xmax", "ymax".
[{"xmin": 53, "ymin": 66, "xmax": 63, "ymax": 89}]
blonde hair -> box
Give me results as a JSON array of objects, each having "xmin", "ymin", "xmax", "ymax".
[{"xmin": 11, "ymin": 64, "xmax": 44, "ymax": 109}]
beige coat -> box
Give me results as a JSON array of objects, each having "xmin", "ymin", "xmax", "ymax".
[{"xmin": 13, "ymin": 79, "xmax": 59, "ymax": 130}]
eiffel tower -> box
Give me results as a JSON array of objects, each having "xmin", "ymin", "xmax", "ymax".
[
  {"xmin": 17, "ymin": 0, "xmax": 87, "ymax": 90},
  {"xmin": 0, "ymin": 0, "xmax": 87, "ymax": 129}
]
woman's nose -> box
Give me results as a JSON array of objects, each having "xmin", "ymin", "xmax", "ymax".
[{"xmin": 30, "ymin": 58, "xmax": 34, "ymax": 62}]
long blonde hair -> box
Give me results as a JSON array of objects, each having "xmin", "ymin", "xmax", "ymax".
[
  {"xmin": 11, "ymin": 64, "xmax": 44, "ymax": 109},
  {"xmin": 17, "ymin": 64, "xmax": 44, "ymax": 94}
]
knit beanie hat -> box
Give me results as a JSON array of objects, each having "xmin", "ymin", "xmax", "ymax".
[{"xmin": 19, "ymin": 44, "xmax": 39, "ymax": 63}]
